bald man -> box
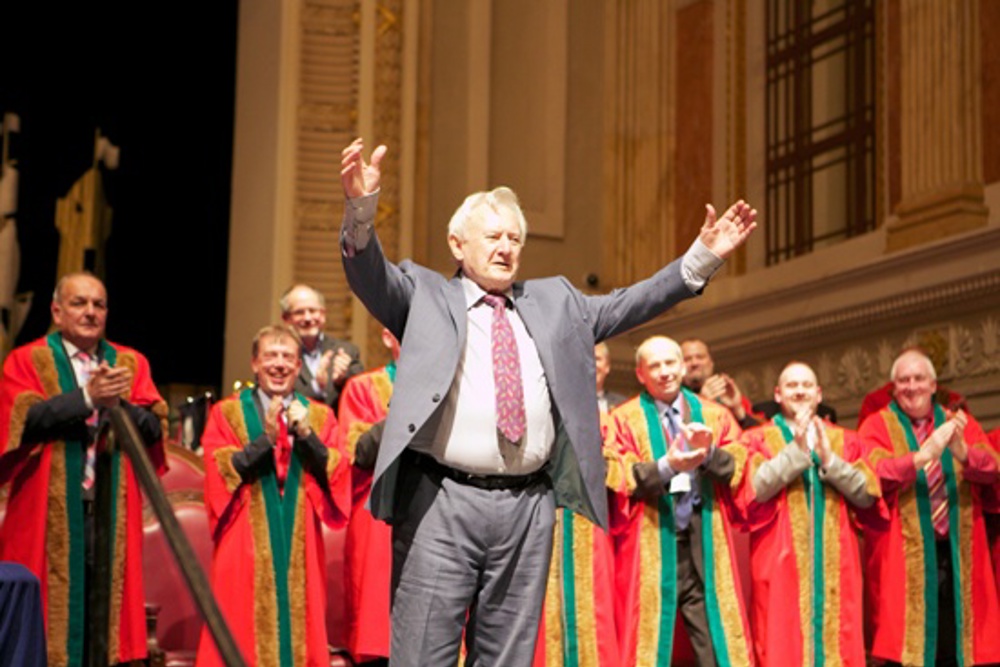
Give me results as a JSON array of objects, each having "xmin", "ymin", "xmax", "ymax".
[
  {"xmin": 0, "ymin": 272, "xmax": 167, "ymax": 666},
  {"xmin": 611, "ymin": 335, "xmax": 753, "ymax": 667},
  {"xmin": 740, "ymin": 362, "xmax": 878, "ymax": 666}
]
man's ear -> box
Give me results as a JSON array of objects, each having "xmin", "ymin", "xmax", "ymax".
[{"xmin": 448, "ymin": 234, "xmax": 464, "ymax": 263}]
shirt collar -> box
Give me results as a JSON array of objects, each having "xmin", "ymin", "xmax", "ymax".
[
  {"xmin": 461, "ymin": 274, "xmax": 514, "ymax": 311},
  {"xmin": 61, "ymin": 337, "xmax": 99, "ymax": 360},
  {"xmin": 654, "ymin": 393, "xmax": 686, "ymax": 419},
  {"xmin": 302, "ymin": 333, "xmax": 325, "ymax": 356},
  {"xmin": 257, "ymin": 388, "xmax": 293, "ymax": 414}
]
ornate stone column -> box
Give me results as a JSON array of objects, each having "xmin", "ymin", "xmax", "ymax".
[
  {"xmin": 888, "ymin": 0, "xmax": 988, "ymax": 252},
  {"xmin": 603, "ymin": 0, "xmax": 674, "ymax": 286}
]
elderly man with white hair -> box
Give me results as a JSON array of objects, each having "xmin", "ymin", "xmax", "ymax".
[{"xmin": 860, "ymin": 349, "xmax": 1000, "ymax": 667}]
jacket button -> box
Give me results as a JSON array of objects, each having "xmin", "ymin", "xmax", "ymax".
[
  {"xmin": 432, "ymin": 393, "xmax": 441, "ymax": 403},
  {"xmin": 408, "ymin": 424, "xmax": 416, "ymax": 433}
]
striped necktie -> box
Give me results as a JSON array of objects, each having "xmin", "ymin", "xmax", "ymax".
[{"xmin": 77, "ymin": 351, "xmax": 98, "ymax": 490}]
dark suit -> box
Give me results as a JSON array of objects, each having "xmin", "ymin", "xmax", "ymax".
[{"xmin": 294, "ymin": 335, "xmax": 364, "ymax": 413}]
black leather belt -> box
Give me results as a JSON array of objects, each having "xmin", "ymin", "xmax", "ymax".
[{"xmin": 408, "ymin": 451, "xmax": 548, "ymax": 491}]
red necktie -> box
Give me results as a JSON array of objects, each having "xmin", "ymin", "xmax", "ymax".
[
  {"xmin": 482, "ymin": 293, "xmax": 526, "ymax": 443},
  {"xmin": 275, "ymin": 409, "xmax": 291, "ymax": 489},
  {"xmin": 915, "ymin": 417, "xmax": 949, "ymax": 538}
]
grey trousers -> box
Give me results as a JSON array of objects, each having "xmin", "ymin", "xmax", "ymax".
[{"xmin": 390, "ymin": 463, "xmax": 555, "ymax": 667}]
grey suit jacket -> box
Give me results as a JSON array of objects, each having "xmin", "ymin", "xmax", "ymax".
[{"xmin": 343, "ymin": 235, "xmax": 701, "ymax": 529}]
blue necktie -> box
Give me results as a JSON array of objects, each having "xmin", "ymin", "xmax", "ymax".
[{"xmin": 663, "ymin": 407, "xmax": 697, "ymax": 531}]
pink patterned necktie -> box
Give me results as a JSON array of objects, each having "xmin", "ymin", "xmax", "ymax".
[
  {"xmin": 482, "ymin": 293, "xmax": 526, "ymax": 443},
  {"xmin": 914, "ymin": 417, "xmax": 950, "ymax": 537}
]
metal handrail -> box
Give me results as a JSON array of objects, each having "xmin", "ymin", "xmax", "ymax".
[{"xmin": 90, "ymin": 406, "xmax": 246, "ymax": 667}]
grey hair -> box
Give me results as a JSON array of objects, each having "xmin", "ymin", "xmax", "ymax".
[
  {"xmin": 279, "ymin": 284, "xmax": 327, "ymax": 315},
  {"xmin": 890, "ymin": 350, "xmax": 937, "ymax": 382},
  {"xmin": 447, "ymin": 187, "xmax": 528, "ymax": 241},
  {"xmin": 52, "ymin": 271, "xmax": 103, "ymax": 302}
]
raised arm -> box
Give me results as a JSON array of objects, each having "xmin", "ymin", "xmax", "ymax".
[
  {"xmin": 698, "ymin": 200, "xmax": 757, "ymax": 260},
  {"xmin": 341, "ymin": 137, "xmax": 387, "ymax": 199}
]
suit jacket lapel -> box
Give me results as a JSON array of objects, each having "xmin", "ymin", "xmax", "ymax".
[
  {"xmin": 445, "ymin": 274, "xmax": 468, "ymax": 344},
  {"xmin": 511, "ymin": 284, "xmax": 555, "ymax": 389}
]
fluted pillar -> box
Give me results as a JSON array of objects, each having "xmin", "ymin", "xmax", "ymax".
[
  {"xmin": 888, "ymin": 0, "xmax": 987, "ymax": 252},
  {"xmin": 603, "ymin": 0, "xmax": 674, "ymax": 286}
]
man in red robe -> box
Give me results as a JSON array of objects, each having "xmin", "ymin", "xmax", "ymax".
[
  {"xmin": 0, "ymin": 272, "xmax": 167, "ymax": 667},
  {"xmin": 338, "ymin": 328, "xmax": 399, "ymax": 666},
  {"xmin": 860, "ymin": 350, "xmax": 1000, "ymax": 667},
  {"xmin": 740, "ymin": 362, "xmax": 880, "ymax": 666},
  {"xmin": 196, "ymin": 324, "xmax": 350, "ymax": 667},
  {"xmin": 612, "ymin": 336, "xmax": 753, "ymax": 667}
]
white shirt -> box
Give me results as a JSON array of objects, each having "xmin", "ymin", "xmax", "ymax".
[{"xmin": 412, "ymin": 276, "xmax": 555, "ymax": 475}]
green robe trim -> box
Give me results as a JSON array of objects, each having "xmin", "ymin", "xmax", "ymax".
[
  {"xmin": 639, "ymin": 391, "xmax": 678, "ymax": 666},
  {"xmin": 239, "ymin": 389, "xmax": 307, "ymax": 667},
  {"xmin": 888, "ymin": 401, "xmax": 964, "ymax": 666}
]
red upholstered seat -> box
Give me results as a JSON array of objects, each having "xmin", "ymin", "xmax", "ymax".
[
  {"xmin": 159, "ymin": 444, "xmax": 206, "ymax": 494},
  {"xmin": 142, "ymin": 489, "xmax": 213, "ymax": 667}
]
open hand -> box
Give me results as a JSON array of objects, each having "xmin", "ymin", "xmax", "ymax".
[
  {"xmin": 341, "ymin": 138, "xmax": 387, "ymax": 199},
  {"xmin": 698, "ymin": 200, "xmax": 758, "ymax": 260},
  {"xmin": 666, "ymin": 433, "xmax": 708, "ymax": 472}
]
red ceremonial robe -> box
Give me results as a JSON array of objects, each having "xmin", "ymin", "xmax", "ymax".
[
  {"xmin": 860, "ymin": 403, "xmax": 1000, "ymax": 666},
  {"xmin": 0, "ymin": 333, "xmax": 167, "ymax": 667},
  {"xmin": 533, "ymin": 411, "xmax": 625, "ymax": 667},
  {"xmin": 196, "ymin": 390, "xmax": 350, "ymax": 667},
  {"xmin": 741, "ymin": 419, "xmax": 880, "ymax": 667},
  {"xmin": 338, "ymin": 363, "xmax": 395, "ymax": 663},
  {"xmin": 612, "ymin": 389, "xmax": 753, "ymax": 667}
]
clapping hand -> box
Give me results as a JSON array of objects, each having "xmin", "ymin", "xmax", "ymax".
[
  {"xmin": 286, "ymin": 401, "xmax": 312, "ymax": 438},
  {"xmin": 87, "ymin": 362, "xmax": 132, "ymax": 408}
]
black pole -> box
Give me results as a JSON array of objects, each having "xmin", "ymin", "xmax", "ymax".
[{"xmin": 102, "ymin": 407, "xmax": 247, "ymax": 667}]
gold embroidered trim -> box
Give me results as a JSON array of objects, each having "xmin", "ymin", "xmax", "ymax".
[
  {"xmin": 107, "ymin": 455, "xmax": 128, "ymax": 661},
  {"xmin": 306, "ymin": 403, "xmax": 326, "ymax": 439},
  {"xmin": 884, "ymin": 413, "xmax": 926, "ymax": 666},
  {"xmin": 571, "ymin": 515, "xmax": 599, "ymax": 665},
  {"xmin": 786, "ymin": 478, "xmax": 813, "ymax": 664},
  {"xmin": 957, "ymin": 479, "xmax": 974, "ymax": 663},
  {"xmin": 32, "ymin": 346, "xmax": 61, "ymax": 398},
  {"xmin": 346, "ymin": 422, "xmax": 373, "ymax": 462},
  {"xmin": 371, "ymin": 370, "xmax": 393, "ymax": 409},
  {"xmin": 711, "ymin": 504, "xmax": 751, "ymax": 667},
  {"xmin": 288, "ymin": 487, "xmax": 308, "ymax": 667},
  {"xmin": 603, "ymin": 445, "xmax": 626, "ymax": 493},
  {"xmin": 221, "ymin": 400, "xmax": 250, "ymax": 446},
  {"xmin": 6, "ymin": 391, "xmax": 45, "ymax": 453},
  {"xmin": 850, "ymin": 459, "xmax": 882, "ymax": 499},
  {"xmin": 213, "ymin": 447, "xmax": 243, "ymax": 494},
  {"xmin": 636, "ymin": 502, "xmax": 663, "ymax": 662},
  {"xmin": 249, "ymin": 484, "xmax": 278, "ymax": 667},
  {"xmin": 46, "ymin": 442, "xmax": 70, "ymax": 667},
  {"xmin": 722, "ymin": 443, "xmax": 748, "ymax": 491},
  {"xmin": 822, "ymin": 489, "xmax": 843, "ymax": 666},
  {"xmin": 151, "ymin": 400, "xmax": 169, "ymax": 448},
  {"xmin": 116, "ymin": 352, "xmax": 137, "ymax": 401},
  {"xmin": 544, "ymin": 512, "xmax": 564, "ymax": 667}
]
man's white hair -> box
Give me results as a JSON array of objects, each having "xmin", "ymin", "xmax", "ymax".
[
  {"xmin": 890, "ymin": 350, "xmax": 937, "ymax": 381},
  {"xmin": 447, "ymin": 187, "xmax": 528, "ymax": 241}
]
